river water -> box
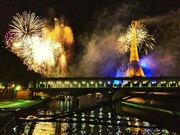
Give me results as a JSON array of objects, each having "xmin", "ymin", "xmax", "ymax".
[{"xmin": 17, "ymin": 93, "xmax": 177, "ymax": 135}]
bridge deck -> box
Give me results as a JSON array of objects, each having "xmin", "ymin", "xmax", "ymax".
[{"xmin": 29, "ymin": 77, "xmax": 180, "ymax": 90}]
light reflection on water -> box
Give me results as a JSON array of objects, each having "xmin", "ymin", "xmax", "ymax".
[{"xmin": 29, "ymin": 94, "xmax": 177, "ymax": 135}]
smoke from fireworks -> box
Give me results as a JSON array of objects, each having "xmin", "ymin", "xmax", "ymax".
[
  {"xmin": 139, "ymin": 9, "xmax": 180, "ymax": 26},
  {"xmin": 141, "ymin": 10, "xmax": 180, "ymax": 76},
  {"xmin": 73, "ymin": 2, "xmax": 179, "ymax": 77},
  {"xmin": 116, "ymin": 22, "xmax": 155, "ymax": 55}
]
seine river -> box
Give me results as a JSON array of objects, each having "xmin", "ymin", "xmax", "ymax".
[{"xmin": 17, "ymin": 93, "xmax": 177, "ymax": 135}]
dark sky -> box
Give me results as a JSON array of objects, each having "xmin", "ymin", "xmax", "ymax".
[
  {"xmin": 0, "ymin": 0, "xmax": 179, "ymax": 36},
  {"xmin": 0, "ymin": 0, "xmax": 179, "ymax": 80},
  {"xmin": 0, "ymin": 0, "xmax": 120, "ymax": 37}
]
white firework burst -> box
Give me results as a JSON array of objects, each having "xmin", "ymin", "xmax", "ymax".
[
  {"xmin": 14, "ymin": 36, "xmax": 61, "ymax": 76},
  {"xmin": 116, "ymin": 34, "xmax": 130, "ymax": 53},
  {"xmin": 9, "ymin": 11, "xmax": 44, "ymax": 41},
  {"xmin": 117, "ymin": 22, "xmax": 155, "ymax": 54}
]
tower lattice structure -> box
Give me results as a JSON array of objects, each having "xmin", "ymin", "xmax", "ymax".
[{"xmin": 126, "ymin": 21, "xmax": 145, "ymax": 77}]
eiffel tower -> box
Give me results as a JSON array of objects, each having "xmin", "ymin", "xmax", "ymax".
[{"xmin": 126, "ymin": 21, "xmax": 145, "ymax": 77}]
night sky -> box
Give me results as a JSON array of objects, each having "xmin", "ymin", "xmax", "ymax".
[{"xmin": 0, "ymin": 0, "xmax": 179, "ymax": 81}]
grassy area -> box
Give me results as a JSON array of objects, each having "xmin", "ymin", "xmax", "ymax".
[{"xmin": 0, "ymin": 99, "xmax": 42, "ymax": 109}]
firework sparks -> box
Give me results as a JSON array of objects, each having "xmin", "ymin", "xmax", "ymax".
[
  {"xmin": 59, "ymin": 53, "xmax": 67, "ymax": 77},
  {"xmin": 9, "ymin": 11, "xmax": 44, "ymax": 41},
  {"xmin": 63, "ymin": 26, "xmax": 74, "ymax": 46},
  {"xmin": 42, "ymin": 18, "xmax": 74, "ymax": 77},
  {"xmin": 4, "ymin": 12, "xmax": 74, "ymax": 77},
  {"xmin": 43, "ymin": 18, "xmax": 74, "ymax": 47},
  {"xmin": 4, "ymin": 31, "xmax": 15, "ymax": 48},
  {"xmin": 17, "ymin": 36, "xmax": 61, "ymax": 76},
  {"xmin": 116, "ymin": 35, "xmax": 130, "ymax": 53},
  {"xmin": 117, "ymin": 21, "xmax": 155, "ymax": 54}
]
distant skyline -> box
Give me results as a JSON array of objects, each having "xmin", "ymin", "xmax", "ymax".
[{"xmin": 0, "ymin": 0, "xmax": 179, "ymax": 80}]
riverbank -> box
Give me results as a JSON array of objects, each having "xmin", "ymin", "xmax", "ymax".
[{"xmin": 0, "ymin": 98, "xmax": 51, "ymax": 134}]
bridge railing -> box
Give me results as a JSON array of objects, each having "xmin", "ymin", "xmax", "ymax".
[{"xmin": 28, "ymin": 77, "xmax": 180, "ymax": 89}]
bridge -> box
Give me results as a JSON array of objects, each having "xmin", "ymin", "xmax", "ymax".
[
  {"xmin": 29, "ymin": 77, "xmax": 180, "ymax": 91},
  {"xmin": 25, "ymin": 77, "xmax": 180, "ymax": 133}
]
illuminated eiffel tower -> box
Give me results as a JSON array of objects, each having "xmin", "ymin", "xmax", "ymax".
[{"xmin": 126, "ymin": 21, "xmax": 145, "ymax": 77}]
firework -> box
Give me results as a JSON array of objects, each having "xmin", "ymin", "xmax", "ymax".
[
  {"xmin": 117, "ymin": 21, "xmax": 155, "ymax": 54},
  {"xmin": 44, "ymin": 18, "xmax": 74, "ymax": 47},
  {"xmin": 42, "ymin": 18, "xmax": 74, "ymax": 77},
  {"xmin": 9, "ymin": 11, "xmax": 44, "ymax": 41},
  {"xmin": 27, "ymin": 37, "xmax": 61, "ymax": 76},
  {"xmin": 116, "ymin": 35, "xmax": 130, "ymax": 53},
  {"xmin": 13, "ymin": 36, "xmax": 61, "ymax": 76},
  {"xmin": 59, "ymin": 53, "xmax": 67, "ymax": 77},
  {"xmin": 63, "ymin": 26, "xmax": 74, "ymax": 46},
  {"xmin": 5, "ymin": 12, "xmax": 74, "ymax": 77},
  {"xmin": 4, "ymin": 31, "xmax": 15, "ymax": 48},
  {"xmin": 11, "ymin": 41, "xmax": 23, "ymax": 55}
]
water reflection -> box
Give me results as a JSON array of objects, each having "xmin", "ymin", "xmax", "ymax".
[
  {"xmin": 32, "ymin": 122, "xmax": 56, "ymax": 135},
  {"xmin": 19, "ymin": 93, "xmax": 177, "ymax": 135}
]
